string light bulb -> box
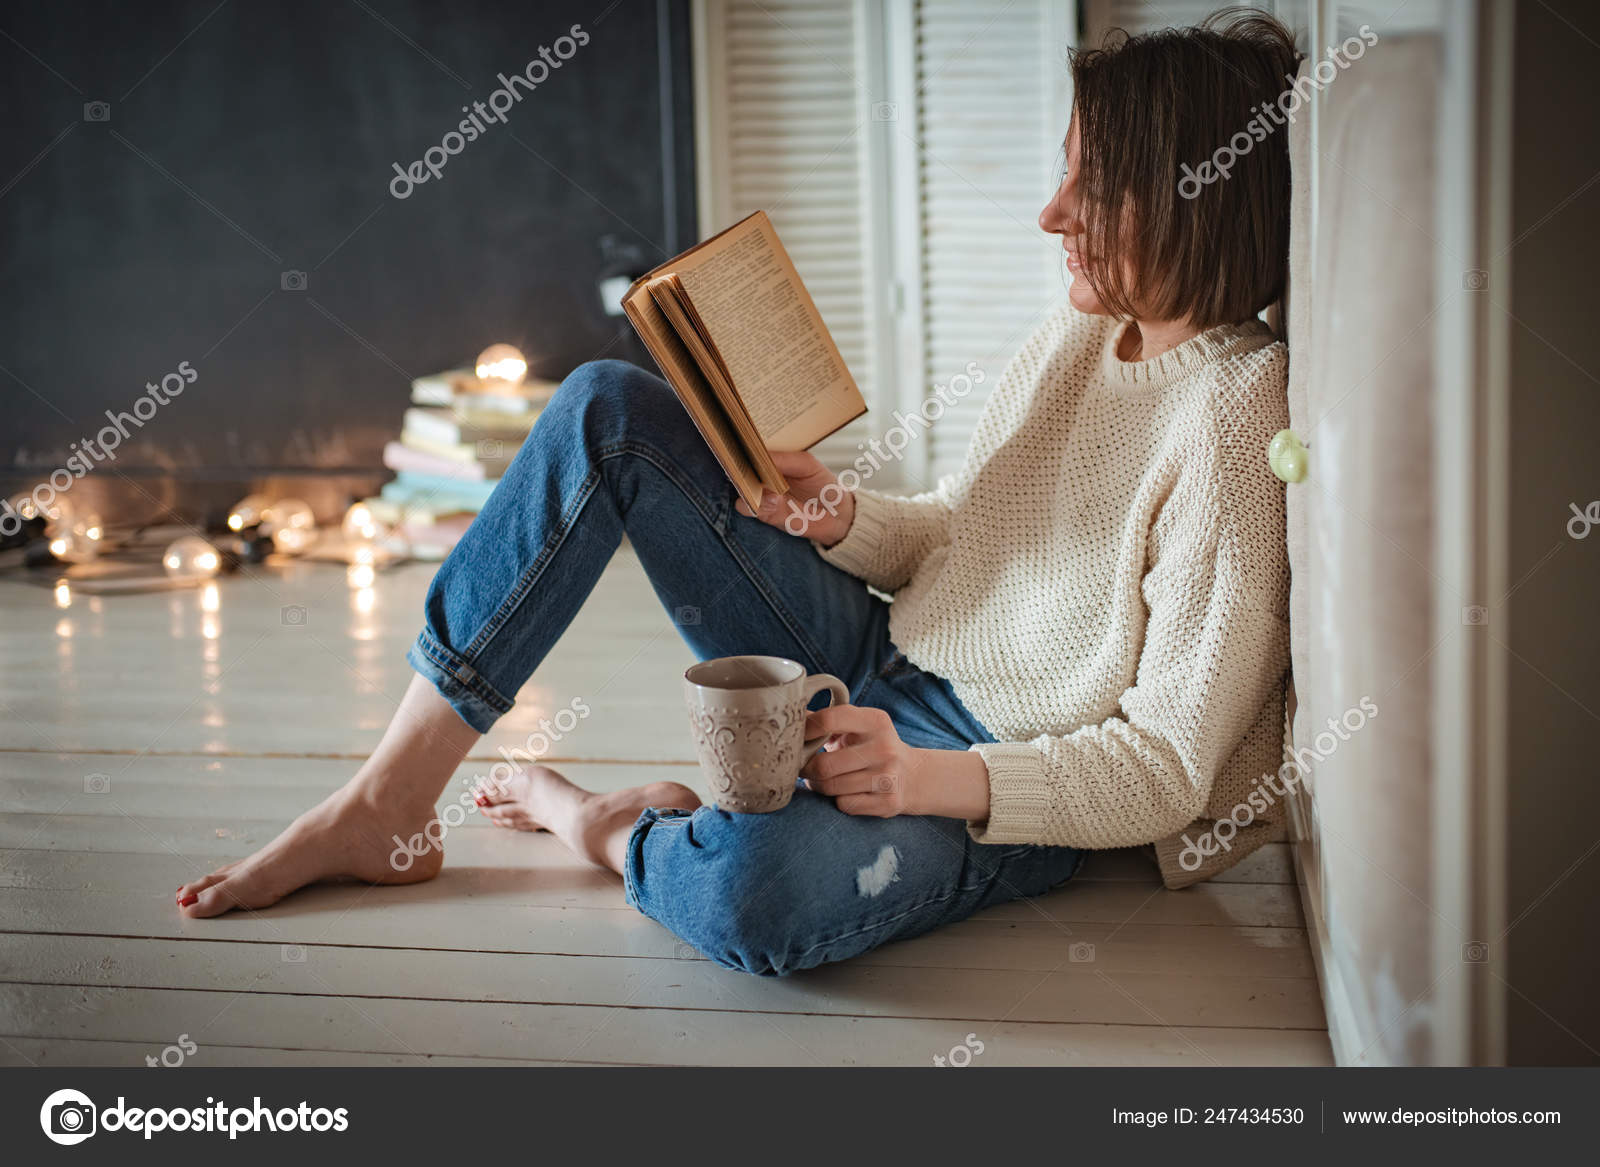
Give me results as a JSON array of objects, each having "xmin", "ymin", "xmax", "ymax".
[
  {"xmin": 261, "ymin": 498, "xmax": 317, "ymax": 554},
  {"xmin": 342, "ymin": 501, "xmax": 381, "ymax": 544},
  {"xmin": 163, "ymin": 535, "xmax": 222, "ymax": 582},
  {"xmin": 46, "ymin": 513, "xmax": 103, "ymax": 563},
  {"xmin": 227, "ymin": 494, "xmax": 271, "ymax": 532},
  {"xmin": 474, "ymin": 343, "xmax": 527, "ymax": 391},
  {"xmin": 10, "ymin": 492, "xmax": 74, "ymax": 531}
]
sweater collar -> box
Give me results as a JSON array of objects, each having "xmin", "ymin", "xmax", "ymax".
[{"xmin": 1101, "ymin": 317, "xmax": 1274, "ymax": 393}]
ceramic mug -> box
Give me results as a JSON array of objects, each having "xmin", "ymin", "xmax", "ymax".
[{"xmin": 683, "ymin": 655, "xmax": 850, "ymax": 813}]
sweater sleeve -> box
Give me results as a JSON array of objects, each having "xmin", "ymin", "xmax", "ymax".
[
  {"xmin": 814, "ymin": 482, "xmax": 956, "ymax": 594},
  {"xmin": 967, "ymin": 419, "xmax": 1291, "ymax": 850},
  {"xmin": 814, "ymin": 314, "xmax": 1075, "ymax": 593}
]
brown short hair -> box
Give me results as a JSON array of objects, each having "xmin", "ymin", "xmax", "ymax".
[{"xmin": 1069, "ymin": 9, "xmax": 1301, "ymax": 328}]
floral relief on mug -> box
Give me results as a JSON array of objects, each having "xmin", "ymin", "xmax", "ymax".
[{"xmin": 687, "ymin": 702, "xmax": 805, "ymax": 812}]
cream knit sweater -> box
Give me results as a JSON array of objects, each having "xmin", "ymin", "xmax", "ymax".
[{"xmin": 819, "ymin": 305, "xmax": 1291, "ymax": 888}]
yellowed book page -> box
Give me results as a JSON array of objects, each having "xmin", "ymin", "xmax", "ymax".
[
  {"xmin": 648, "ymin": 278, "xmax": 784, "ymax": 491},
  {"xmin": 672, "ymin": 212, "xmax": 866, "ymax": 450},
  {"xmin": 621, "ymin": 282, "xmax": 765, "ymax": 510}
]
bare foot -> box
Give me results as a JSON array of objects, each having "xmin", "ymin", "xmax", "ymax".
[
  {"xmin": 478, "ymin": 764, "xmax": 701, "ymax": 871},
  {"xmin": 176, "ymin": 786, "xmax": 443, "ymax": 918},
  {"xmin": 475, "ymin": 764, "xmax": 559, "ymax": 832}
]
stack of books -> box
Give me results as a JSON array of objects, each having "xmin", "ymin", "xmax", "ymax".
[{"xmin": 363, "ymin": 368, "xmax": 558, "ymax": 559}]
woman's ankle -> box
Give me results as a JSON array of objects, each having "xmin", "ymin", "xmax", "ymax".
[
  {"xmin": 574, "ymin": 782, "xmax": 699, "ymax": 871},
  {"xmin": 339, "ymin": 762, "xmax": 449, "ymax": 821}
]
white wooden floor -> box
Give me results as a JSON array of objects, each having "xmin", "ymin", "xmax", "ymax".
[{"xmin": 0, "ymin": 548, "xmax": 1330, "ymax": 1066}]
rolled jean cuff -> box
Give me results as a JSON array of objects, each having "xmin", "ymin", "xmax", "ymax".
[
  {"xmin": 622, "ymin": 806, "xmax": 694, "ymax": 920},
  {"xmin": 405, "ymin": 629, "xmax": 515, "ymax": 733}
]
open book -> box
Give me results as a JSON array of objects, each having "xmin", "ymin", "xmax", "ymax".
[{"xmin": 622, "ymin": 211, "xmax": 867, "ymax": 510}]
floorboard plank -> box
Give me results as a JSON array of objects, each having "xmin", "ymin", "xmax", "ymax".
[
  {"xmin": 0, "ymin": 934, "xmax": 1325, "ymax": 1030},
  {"xmin": 2, "ymin": 848, "xmax": 1304, "ymax": 928},
  {"xmin": 0, "ymin": 984, "xmax": 1334, "ymax": 1067},
  {"xmin": 0, "ymin": 1038, "xmax": 628, "ymax": 1067},
  {"xmin": 0, "ymin": 800, "xmax": 1295, "ymax": 888},
  {"xmin": 0, "ymin": 909, "xmax": 1313, "ymax": 978}
]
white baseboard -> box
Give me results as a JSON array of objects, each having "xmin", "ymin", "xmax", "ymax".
[{"xmin": 1285, "ymin": 786, "xmax": 1373, "ymax": 1067}]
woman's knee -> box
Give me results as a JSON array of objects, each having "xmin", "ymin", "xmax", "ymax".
[
  {"xmin": 548, "ymin": 359, "xmax": 682, "ymax": 450},
  {"xmin": 627, "ymin": 797, "xmax": 838, "ymax": 976}
]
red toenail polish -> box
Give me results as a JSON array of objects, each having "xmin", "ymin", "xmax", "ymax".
[{"xmin": 178, "ymin": 894, "xmax": 198, "ymax": 907}]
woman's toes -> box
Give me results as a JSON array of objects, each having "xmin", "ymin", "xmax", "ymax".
[
  {"xmin": 183, "ymin": 868, "xmax": 291, "ymax": 918},
  {"xmin": 470, "ymin": 770, "xmax": 554, "ymax": 833},
  {"xmin": 176, "ymin": 870, "xmax": 228, "ymax": 905},
  {"xmin": 179, "ymin": 878, "xmax": 239, "ymax": 918},
  {"xmin": 486, "ymin": 805, "xmax": 540, "ymax": 831}
]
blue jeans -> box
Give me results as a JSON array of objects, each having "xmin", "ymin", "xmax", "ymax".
[{"xmin": 408, "ymin": 360, "xmax": 1083, "ymax": 975}]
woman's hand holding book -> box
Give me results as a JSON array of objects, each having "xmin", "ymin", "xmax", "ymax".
[{"xmin": 734, "ymin": 449, "xmax": 856, "ymax": 548}]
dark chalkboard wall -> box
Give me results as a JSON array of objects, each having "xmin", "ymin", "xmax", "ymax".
[{"xmin": 0, "ymin": 0, "xmax": 695, "ymax": 519}]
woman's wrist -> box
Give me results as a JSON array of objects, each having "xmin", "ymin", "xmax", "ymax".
[
  {"xmin": 819, "ymin": 487, "xmax": 856, "ymax": 548},
  {"xmin": 907, "ymin": 747, "xmax": 991, "ymax": 821}
]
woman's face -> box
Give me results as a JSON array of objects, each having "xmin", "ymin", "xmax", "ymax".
[{"xmin": 1039, "ymin": 120, "xmax": 1107, "ymax": 316}]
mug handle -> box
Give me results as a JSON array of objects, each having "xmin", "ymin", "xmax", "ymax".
[{"xmin": 799, "ymin": 673, "xmax": 851, "ymax": 753}]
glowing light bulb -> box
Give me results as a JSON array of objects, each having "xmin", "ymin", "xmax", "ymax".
[
  {"xmin": 163, "ymin": 535, "xmax": 222, "ymax": 582},
  {"xmin": 227, "ymin": 493, "xmax": 271, "ymax": 532},
  {"xmin": 9, "ymin": 492, "xmax": 74, "ymax": 531},
  {"xmin": 8, "ymin": 493, "xmax": 43, "ymax": 522},
  {"xmin": 73, "ymin": 513, "xmax": 103, "ymax": 551},
  {"xmin": 47, "ymin": 516, "xmax": 101, "ymax": 563},
  {"xmin": 474, "ymin": 343, "xmax": 527, "ymax": 390},
  {"xmin": 342, "ymin": 501, "xmax": 381, "ymax": 544},
  {"xmin": 272, "ymin": 525, "xmax": 317, "ymax": 554},
  {"xmin": 262, "ymin": 498, "xmax": 317, "ymax": 554}
]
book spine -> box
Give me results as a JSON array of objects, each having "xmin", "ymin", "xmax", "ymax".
[{"xmin": 382, "ymin": 441, "xmax": 492, "ymax": 481}]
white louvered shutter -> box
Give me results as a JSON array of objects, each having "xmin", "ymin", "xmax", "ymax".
[
  {"xmin": 906, "ymin": 0, "xmax": 1072, "ymax": 483},
  {"xmin": 1082, "ymin": 0, "xmax": 1229, "ymax": 45},
  {"xmin": 695, "ymin": 0, "xmax": 1073, "ymax": 487},
  {"xmin": 694, "ymin": 0, "xmax": 881, "ymax": 470}
]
